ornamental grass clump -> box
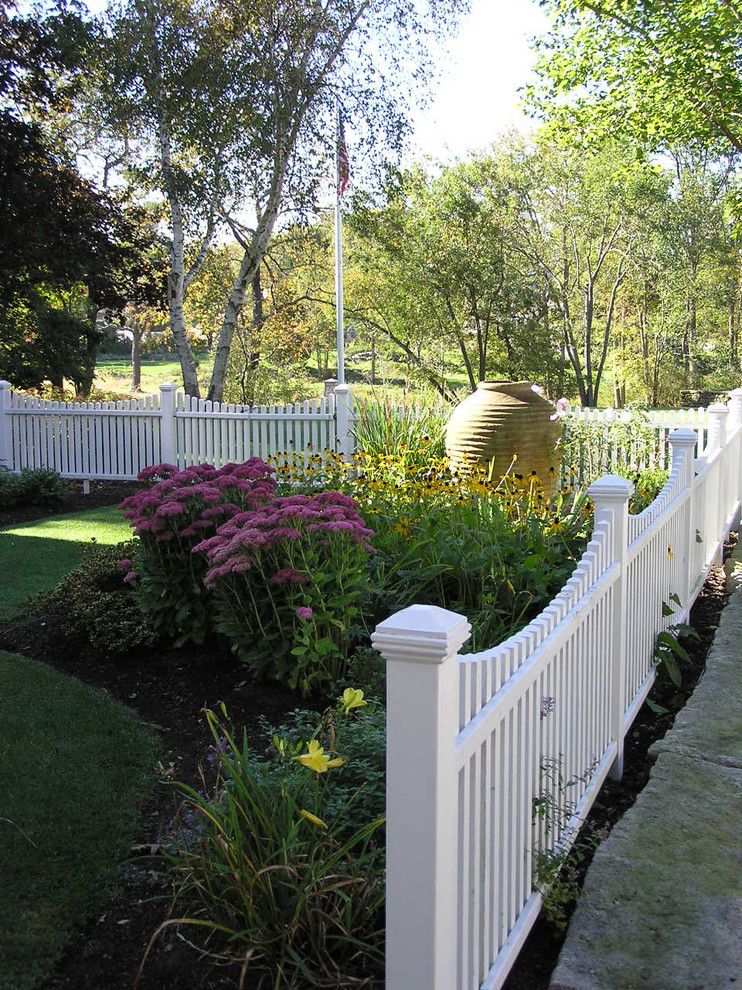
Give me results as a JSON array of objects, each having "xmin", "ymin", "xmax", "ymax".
[
  {"xmin": 120, "ymin": 459, "xmax": 276, "ymax": 645},
  {"xmin": 148, "ymin": 698, "xmax": 384, "ymax": 989},
  {"xmin": 193, "ymin": 492, "xmax": 374, "ymax": 694}
]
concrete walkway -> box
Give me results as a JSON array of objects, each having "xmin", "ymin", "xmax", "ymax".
[{"xmin": 550, "ymin": 563, "xmax": 742, "ymax": 990}]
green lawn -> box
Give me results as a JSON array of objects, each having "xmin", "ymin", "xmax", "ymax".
[
  {"xmin": 0, "ymin": 651, "xmax": 159, "ymax": 990},
  {"xmin": 0, "ymin": 505, "xmax": 131, "ymax": 619},
  {"xmin": 94, "ymin": 354, "xmax": 212, "ymax": 395}
]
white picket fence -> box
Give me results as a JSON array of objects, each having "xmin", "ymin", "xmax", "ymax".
[
  {"xmin": 0, "ymin": 381, "xmax": 354, "ymax": 479},
  {"xmin": 562, "ymin": 405, "xmax": 712, "ymax": 483},
  {"xmin": 372, "ymin": 393, "xmax": 742, "ymax": 990}
]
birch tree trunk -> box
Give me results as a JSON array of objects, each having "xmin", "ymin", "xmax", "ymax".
[{"xmin": 208, "ymin": 195, "xmax": 281, "ymax": 402}]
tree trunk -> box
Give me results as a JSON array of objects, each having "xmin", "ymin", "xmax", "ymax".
[
  {"xmin": 168, "ymin": 221, "xmax": 201, "ymax": 397},
  {"xmin": 209, "ymin": 184, "xmax": 282, "ymax": 402},
  {"xmin": 131, "ymin": 326, "xmax": 142, "ymax": 392},
  {"xmin": 245, "ymin": 267, "xmax": 264, "ymax": 405}
]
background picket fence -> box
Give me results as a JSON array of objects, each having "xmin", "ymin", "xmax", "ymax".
[
  {"xmin": 372, "ymin": 391, "xmax": 742, "ymax": 990},
  {"xmin": 561, "ymin": 405, "xmax": 711, "ymax": 484},
  {"xmin": 0, "ymin": 381, "xmax": 354, "ymax": 478}
]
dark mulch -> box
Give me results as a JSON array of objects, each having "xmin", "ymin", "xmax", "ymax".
[
  {"xmin": 0, "ymin": 480, "xmax": 137, "ymax": 528},
  {"xmin": 504, "ymin": 539, "xmax": 735, "ymax": 990},
  {"xmin": 0, "ymin": 539, "xmax": 733, "ymax": 990}
]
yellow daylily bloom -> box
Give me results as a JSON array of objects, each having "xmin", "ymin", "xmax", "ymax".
[
  {"xmin": 341, "ymin": 688, "xmax": 367, "ymax": 713},
  {"xmin": 296, "ymin": 739, "xmax": 345, "ymax": 774},
  {"xmin": 299, "ymin": 809, "xmax": 328, "ymax": 829}
]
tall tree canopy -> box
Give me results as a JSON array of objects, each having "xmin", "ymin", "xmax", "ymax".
[
  {"xmin": 94, "ymin": 0, "xmax": 467, "ymax": 399},
  {"xmin": 0, "ymin": 1, "xmax": 164, "ymax": 390},
  {"xmin": 529, "ymin": 0, "xmax": 742, "ymax": 156}
]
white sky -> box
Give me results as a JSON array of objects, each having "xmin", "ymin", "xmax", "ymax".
[{"xmin": 409, "ymin": 0, "xmax": 549, "ymax": 162}]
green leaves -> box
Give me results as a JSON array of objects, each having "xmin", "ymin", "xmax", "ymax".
[{"xmin": 529, "ymin": 0, "xmax": 742, "ymax": 156}]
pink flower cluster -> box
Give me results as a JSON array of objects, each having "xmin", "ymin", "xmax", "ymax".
[
  {"xmin": 193, "ymin": 491, "xmax": 375, "ymax": 588},
  {"xmin": 119, "ymin": 459, "xmax": 277, "ymax": 545}
]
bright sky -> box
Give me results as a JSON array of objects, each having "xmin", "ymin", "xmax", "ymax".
[{"xmin": 410, "ymin": 0, "xmax": 549, "ymax": 162}]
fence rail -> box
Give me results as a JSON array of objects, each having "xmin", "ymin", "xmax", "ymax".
[
  {"xmin": 372, "ymin": 390, "xmax": 742, "ymax": 990},
  {"xmin": 0, "ymin": 381, "xmax": 354, "ymax": 479}
]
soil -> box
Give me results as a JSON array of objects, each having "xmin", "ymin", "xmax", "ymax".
[
  {"xmin": 0, "ymin": 479, "xmax": 138, "ymax": 528},
  {"xmin": 0, "ymin": 538, "xmax": 733, "ymax": 990}
]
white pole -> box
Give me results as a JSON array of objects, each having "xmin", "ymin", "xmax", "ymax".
[{"xmin": 334, "ymin": 102, "xmax": 345, "ymax": 384}]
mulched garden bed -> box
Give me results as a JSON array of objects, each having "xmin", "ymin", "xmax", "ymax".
[
  {"xmin": 0, "ymin": 539, "xmax": 734, "ymax": 990},
  {"xmin": 0, "ymin": 480, "xmax": 137, "ymax": 528}
]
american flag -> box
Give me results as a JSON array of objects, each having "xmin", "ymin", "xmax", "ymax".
[{"xmin": 337, "ymin": 112, "xmax": 350, "ymax": 198}]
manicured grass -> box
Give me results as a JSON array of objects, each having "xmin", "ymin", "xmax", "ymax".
[
  {"xmin": 0, "ymin": 505, "xmax": 131, "ymax": 618},
  {"xmin": 0, "ymin": 651, "xmax": 159, "ymax": 990}
]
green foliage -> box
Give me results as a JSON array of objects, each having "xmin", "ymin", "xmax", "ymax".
[
  {"xmin": 532, "ymin": 757, "xmax": 604, "ymax": 930},
  {"xmin": 205, "ymin": 509, "xmax": 372, "ymax": 696},
  {"xmin": 134, "ymin": 541, "xmax": 212, "ymax": 648},
  {"xmin": 39, "ymin": 541, "xmax": 156, "ymax": 657},
  {"xmin": 624, "ymin": 466, "xmax": 670, "ymax": 515},
  {"xmin": 0, "ymin": 466, "xmax": 68, "ymax": 510},
  {"xmin": 366, "ymin": 487, "xmax": 589, "ymax": 651},
  {"xmin": 159, "ymin": 700, "xmax": 384, "ymax": 988},
  {"xmin": 353, "ymin": 395, "xmax": 448, "ymax": 465},
  {"xmin": 259, "ymin": 697, "xmax": 387, "ymax": 836},
  {"xmin": 655, "ymin": 594, "xmax": 699, "ymax": 687},
  {"xmin": 529, "ymin": 0, "xmax": 742, "ymax": 156}
]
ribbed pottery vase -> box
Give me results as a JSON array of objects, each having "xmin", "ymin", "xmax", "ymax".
[{"xmin": 445, "ymin": 381, "xmax": 561, "ymax": 490}]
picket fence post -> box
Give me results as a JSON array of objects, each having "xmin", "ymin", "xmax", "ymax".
[
  {"xmin": 708, "ymin": 403, "xmax": 730, "ymax": 563},
  {"xmin": 587, "ymin": 474, "xmax": 632, "ymax": 780},
  {"xmin": 371, "ymin": 604, "xmax": 471, "ymax": 990},
  {"xmin": 707, "ymin": 402, "xmax": 728, "ymax": 453},
  {"xmin": 159, "ymin": 383, "xmax": 178, "ymax": 466},
  {"xmin": 0, "ymin": 381, "xmax": 10, "ymax": 471},
  {"xmin": 333, "ymin": 383, "xmax": 354, "ymax": 461},
  {"xmin": 728, "ymin": 389, "xmax": 742, "ymax": 527},
  {"xmin": 728, "ymin": 388, "xmax": 742, "ymax": 430},
  {"xmin": 669, "ymin": 429, "xmax": 699, "ymax": 618}
]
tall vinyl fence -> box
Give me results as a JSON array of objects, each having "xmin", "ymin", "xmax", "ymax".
[
  {"xmin": 372, "ymin": 392, "xmax": 742, "ymax": 990},
  {"xmin": 0, "ymin": 381, "xmax": 354, "ymax": 479}
]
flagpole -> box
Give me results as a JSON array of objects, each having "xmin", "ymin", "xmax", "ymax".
[{"xmin": 334, "ymin": 101, "xmax": 345, "ymax": 385}]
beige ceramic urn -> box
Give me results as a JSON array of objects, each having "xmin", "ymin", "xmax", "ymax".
[{"xmin": 445, "ymin": 381, "xmax": 561, "ymax": 489}]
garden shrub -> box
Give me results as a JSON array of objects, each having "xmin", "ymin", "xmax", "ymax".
[
  {"xmin": 39, "ymin": 541, "xmax": 156, "ymax": 656},
  {"xmin": 193, "ymin": 492, "xmax": 374, "ymax": 695},
  {"xmin": 119, "ymin": 460, "xmax": 277, "ymax": 646},
  {"xmin": 158, "ymin": 695, "xmax": 384, "ymax": 988},
  {"xmin": 0, "ymin": 466, "xmax": 68, "ymax": 509}
]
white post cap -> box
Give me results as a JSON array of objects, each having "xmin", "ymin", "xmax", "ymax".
[
  {"xmin": 159, "ymin": 382, "xmax": 178, "ymax": 391},
  {"xmin": 587, "ymin": 474, "xmax": 634, "ymax": 502},
  {"xmin": 372, "ymin": 604, "xmax": 471, "ymax": 664},
  {"xmin": 708, "ymin": 402, "xmax": 730, "ymax": 415},
  {"xmin": 669, "ymin": 427, "xmax": 698, "ymax": 448}
]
